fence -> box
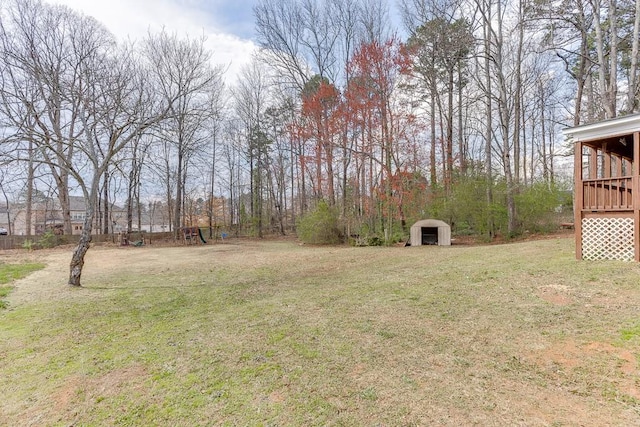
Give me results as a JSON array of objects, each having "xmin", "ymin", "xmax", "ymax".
[
  {"xmin": 0, "ymin": 231, "xmax": 175, "ymax": 251},
  {"xmin": 0, "ymin": 225, "xmax": 295, "ymax": 251}
]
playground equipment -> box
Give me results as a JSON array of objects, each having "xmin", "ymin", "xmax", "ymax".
[
  {"xmin": 181, "ymin": 226, "xmax": 207, "ymax": 244},
  {"xmin": 119, "ymin": 231, "xmax": 146, "ymax": 247}
]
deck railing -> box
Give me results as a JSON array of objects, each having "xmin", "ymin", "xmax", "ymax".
[{"xmin": 582, "ymin": 176, "xmax": 633, "ymax": 210}]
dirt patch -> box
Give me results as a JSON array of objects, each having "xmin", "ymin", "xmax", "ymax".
[
  {"xmin": 537, "ymin": 284, "xmax": 573, "ymax": 305},
  {"xmin": 529, "ymin": 339, "xmax": 639, "ymax": 401},
  {"xmin": 50, "ymin": 365, "xmax": 149, "ymax": 425},
  {"xmin": 584, "ymin": 342, "xmax": 638, "ymax": 376},
  {"xmin": 532, "ymin": 339, "xmax": 638, "ymax": 373}
]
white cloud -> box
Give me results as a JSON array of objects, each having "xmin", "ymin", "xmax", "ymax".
[{"xmin": 46, "ymin": 0, "xmax": 256, "ymax": 83}]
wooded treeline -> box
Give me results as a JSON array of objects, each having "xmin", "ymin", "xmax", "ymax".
[{"xmin": 0, "ymin": 0, "xmax": 638, "ymax": 283}]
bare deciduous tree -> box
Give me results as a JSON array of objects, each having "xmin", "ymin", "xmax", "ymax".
[
  {"xmin": 143, "ymin": 30, "xmax": 226, "ymax": 239},
  {"xmin": 0, "ymin": 0, "xmax": 172, "ymax": 286}
]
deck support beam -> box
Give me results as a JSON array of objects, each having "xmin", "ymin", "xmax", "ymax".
[{"xmin": 634, "ymin": 132, "xmax": 640, "ymax": 262}]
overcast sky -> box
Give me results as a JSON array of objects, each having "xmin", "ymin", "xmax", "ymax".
[{"xmin": 45, "ymin": 0, "xmax": 258, "ymax": 82}]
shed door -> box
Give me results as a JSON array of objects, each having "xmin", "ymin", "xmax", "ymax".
[{"xmin": 421, "ymin": 227, "xmax": 438, "ymax": 245}]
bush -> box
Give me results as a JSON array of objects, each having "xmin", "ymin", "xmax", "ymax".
[
  {"xmin": 297, "ymin": 200, "xmax": 342, "ymax": 245},
  {"xmin": 352, "ymin": 234, "xmax": 383, "ymax": 247},
  {"xmin": 348, "ymin": 224, "xmax": 382, "ymax": 247},
  {"xmin": 516, "ymin": 183, "xmax": 566, "ymax": 233},
  {"xmin": 21, "ymin": 232, "xmax": 60, "ymax": 250},
  {"xmin": 38, "ymin": 230, "xmax": 60, "ymax": 249},
  {"xmin": 22, "ymin": 240, "xmax": 34, "ymax": 251},
  {"xmin": 427, "ymin": 176, "xmax": 508, "ymax": 238}
]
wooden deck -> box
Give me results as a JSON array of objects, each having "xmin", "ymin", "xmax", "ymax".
[{"xmin": 566, "ymin": 115, "xmax": 640, "ymax": 261}]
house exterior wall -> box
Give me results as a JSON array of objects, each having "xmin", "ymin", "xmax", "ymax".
[{"xmin": 1, "ymin": 197, "xmax": 127, "ymax": 236}]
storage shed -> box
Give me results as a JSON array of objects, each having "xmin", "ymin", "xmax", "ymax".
[
  {"xmin": 564, "ymin": 114, "xmax": 640, "ymax": 261},
  {"xmin": 409, "ymin": 219, "xmax": 451, "ymax": 246}
]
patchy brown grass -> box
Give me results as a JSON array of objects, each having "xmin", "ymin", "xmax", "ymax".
[{"xmin": 1, "ymin": 236, "xmax": 639, "ymax": 425}]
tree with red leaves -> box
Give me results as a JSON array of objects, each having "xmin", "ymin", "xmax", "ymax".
[
  {"xmin": 301, "ymin": 75, "xmax": 341, "ymax": 206},
  {"xmin": 345, "ymin": 36, "xmax": 416, "ymax": 240}
]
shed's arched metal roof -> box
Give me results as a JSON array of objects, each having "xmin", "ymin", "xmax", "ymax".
[{"xmin": 411, "ymin": 219, "xmax": 449, "ymax": 228}]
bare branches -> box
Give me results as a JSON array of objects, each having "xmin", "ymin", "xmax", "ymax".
[
  {"xmin": 0, "ymin": 0, "xmax": 232, "ymax": 285},
  {"xmin": 142, "ymin": 29, "xmax": 227, "ymax": 236}
]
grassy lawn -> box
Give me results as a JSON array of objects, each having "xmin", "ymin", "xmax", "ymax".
[{"xmin": 1, "ymin": 237, "xmax": 639, "ymax": 425}]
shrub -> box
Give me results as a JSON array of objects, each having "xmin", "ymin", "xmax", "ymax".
[
  {"xmin": 22, "ymin": 240, "xmax": 34, "ymax": 251},
  {"xmin": 516, "ymin": 183, "xmax": 566, "ymax": 233},
  {"xmin": 38, "ymin": 230, "xmax": 60, "ymax": 249},
  {"xmin": 297, "ymin": 200, "xmax": 342, "ymax": 245},
  {"xmin": 427, "ymin": 176, "xmax": 508, "ymax": 238},
  {"xmin": 349, "ymin": 224, "xmax": 384, "ymax": 247},
  {"xmin": 352, "ymin": 234, "xmax": 383, "ymax": 247}
]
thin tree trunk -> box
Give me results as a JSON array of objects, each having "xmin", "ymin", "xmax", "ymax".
[
  {"xmin": 609, "ymin": 0, "xmax": 617, "ymax": 116},
  {"xmin": 209, "ymin": 128, "xmax": 217, "ymax": 239},
  {"xmin": 54, "ymin": 172, "xmax": 73, "ymax": 235},
  {"xmin": 69, "ymin": 215, "xmax": 93, "ymax": 287},
  {"xmin": 592, "ymin": 0, "xmax": 616, "ymax": 118},
  {"xmin": 574, "ymin": 0, "xmax": 589, "ymax": 125},
  {"xmin": 26, "ymin": 139, "xmax": 34, "ymax": 236},
  {"xmin": 68, "ymin": 179, "xmax": 100, "ymax": 287},
  {"xmin": 627, "ymin": 0, "xmax": 640, "ymax": 112},
  {"xmin": 458, "ymin": 64, "xmax": 466, "ymax": 175},
  {"xmin": 430, "ymin": 89, "xmax": 437, "ymax": 187},
  {"xmin": 513, "ymin": 0, "xmax": 524, "ymax": 184},
  {"xmin": 102, "ymin": 170, "xmax": 109, "ymax": 235},
  {"xmin": 483, "ymin": 0, "xmax": 494, "ymax": 238},
  {"xmin": 446, "ymin": 69, "xmax": 454, "ymax": 193},
  {"xmin": 541, "ymin": 89, "xmax": 549, "ymax": 183},
  {"xmin": 174, "ymin": 148, "xmax": 183, "ymax": 239},
  {"xmin": 127, "ymin": 157, "xmax": 136, "ymax": 234},
  {"xmin": 522, "ymin": 93, "xmax": 528, "ymax": 186}
]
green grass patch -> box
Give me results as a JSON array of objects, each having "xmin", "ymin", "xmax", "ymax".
[
  {"xmin": 0, "ymin": 262, "xmax": 45, "ymax": 284},
  {"xmin": 0, "ymin": 286, "xmax": 12, "ymax": 309},
  {"xmin": 621, "ymin": 323, "xmax": 640, "ymax": 341},
  {"xmin": 0, "ymin": 262, "xmax": 44, "ymax": 309}
]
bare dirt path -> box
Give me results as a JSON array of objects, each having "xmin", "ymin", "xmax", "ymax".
[{"xmin": 2, "ymin": 243, "xmax": 243, "ymax": 307}]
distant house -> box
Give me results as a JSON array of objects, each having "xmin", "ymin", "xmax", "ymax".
[
  {"xmin": 7, "ymin": 196, "xmax": 127, "ymax": 236},
  {"xmin": 0, "ymin": 205, "xmax": 10, "ymax": 234},
  {"xmin": 2, "ymin": 195, "xmax": 229, "ymax": 236},
  {"xmin": 133, "ymin": 201, "xmax": 171, "ymax": 233}
]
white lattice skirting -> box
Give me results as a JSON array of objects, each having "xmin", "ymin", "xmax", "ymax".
[{"xmin": 582, "ymin": 217, "xmax": 635, "ymax": 261}]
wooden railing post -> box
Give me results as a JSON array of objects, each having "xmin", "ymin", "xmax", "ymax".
[{"xmin": 575, "ymin": 141, "xmax": 584, "ymax": 260}]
